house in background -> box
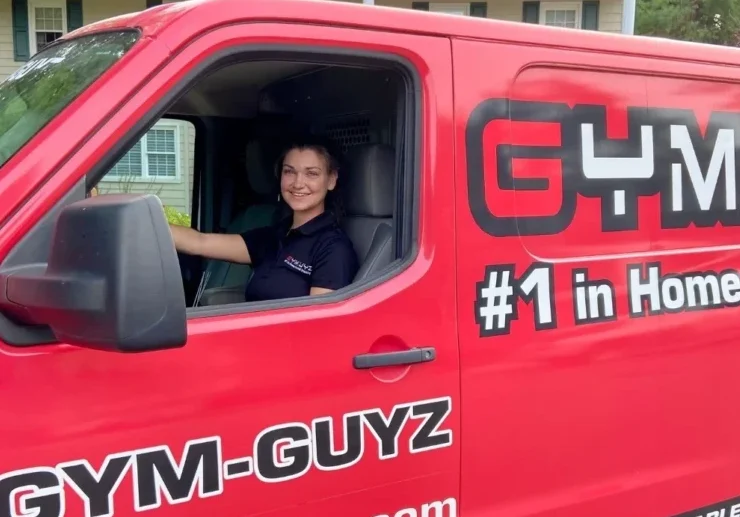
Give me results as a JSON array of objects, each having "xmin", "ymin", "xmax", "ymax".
[
  {"xmin": 95, "ymin": 119, "xmax": 196, "ymax": 216},
  {"xmin": 389, "ymin": 0, "xmax": 616, "ymax": 32},
  {"xmin": 0, "ymin": 0, "xmax": 629, "ymax": 213}
]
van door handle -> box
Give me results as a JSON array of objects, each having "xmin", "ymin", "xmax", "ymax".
[{"xmin": 353, "ymin": 347, "xmax": 436, "ymax": 369}]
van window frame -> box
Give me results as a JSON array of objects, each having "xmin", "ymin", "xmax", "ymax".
[{"xmin": 0, "ymin": 40, "xmax": 422, "ymax": 346}]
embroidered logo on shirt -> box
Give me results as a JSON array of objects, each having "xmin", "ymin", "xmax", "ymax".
[{"xmin": 284, "ymin": 255, "xmax": 312, "ymax": 276}]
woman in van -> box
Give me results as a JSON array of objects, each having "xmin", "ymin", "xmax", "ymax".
[{"xmin": 169, "ymin": 136, "xmax": 359, "ymax": 302}]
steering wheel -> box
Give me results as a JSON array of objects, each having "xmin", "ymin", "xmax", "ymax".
[{"xmin": 177, "ymin": 251, "xmax": 203, "ymax": 307}]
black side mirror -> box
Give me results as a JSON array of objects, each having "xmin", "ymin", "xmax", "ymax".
[{"xmin": 0, "ymin": 194, "xmax": 187, "ymax": 352}]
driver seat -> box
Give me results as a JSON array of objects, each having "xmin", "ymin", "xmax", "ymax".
[{"xmin": 197, "ymin": 139, "xmax": 281, "ymax": 306}]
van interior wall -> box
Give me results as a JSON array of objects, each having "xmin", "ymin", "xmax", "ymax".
[
  {"xmin": 168, "ymin": 60, "xmax": 403, "ymax": 146},
  {"xmin": 168, "ymin": 60, "xmax": 404, "ymax": 229},
  {"xmin": 264, "ymin": 64, "xmax": 402, "ymax": 147}
]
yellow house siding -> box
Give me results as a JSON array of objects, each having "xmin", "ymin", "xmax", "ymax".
[
  {"xmin": 0, "ymin": 2, "xmax": 18, "ymax": 81},
  {"xmin": 596, "ymin": 0, "xmax": 622, "ymax": 31},
  {"xmin": 375, "ymin": 0, "xmax": 623, "ymax": 32},
  {"xmin": 83, "ymin": 0, "xmax": 146, "ymax": 24},
  {"xmin": 487, "ymin": 0, "xmax": 527, "ymax": 22},
  {"xmin": 98, "ymin": 180, "xmax": 186, "ymax": 210}
]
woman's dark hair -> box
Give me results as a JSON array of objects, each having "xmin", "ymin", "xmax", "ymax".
[{"xmin": 275, "ymin": 133, "xmax": 346, "ymax": 220}]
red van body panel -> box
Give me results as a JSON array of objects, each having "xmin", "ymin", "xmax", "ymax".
[
  {"xmin": 454, "ymin": 36, "xmax": 740, "ymax": 517},
  {"xmin": 2, "ymin": 1, "xmax": 740, "ymax": 516}
]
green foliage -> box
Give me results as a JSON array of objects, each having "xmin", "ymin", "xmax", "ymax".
[
  {"xmin": 163, "ymin": 205, "xmax": 191, "ymax": 227},
  {"xmin": 636, "ymin": 0, "xmax": 740, "ymax": 45}
]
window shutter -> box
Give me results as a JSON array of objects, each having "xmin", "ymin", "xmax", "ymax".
[
  {"xmin": 67, "ymin": 0, "xmax": 83, "ymax": 32},
  {"xmin": 522, "ymin": 1, "xmax": 540, "ymax": 23},
  {"xmin": 146, "ymin": 0, "xmax": 162, "ymax": 7},
  {"xmin": 470, "ymin": 2, "xmax": 488, "ymax": 17},
  {"xmin": 582, "ymin": 0, "xmax": 599, "ymax": 29},
  {"xmin": 12, "ymin": 0, "xmax": 30, "ymax": 62},
  {"xmin": 412, "ymin": 2, "xmax": 430, "ymax": 10}
]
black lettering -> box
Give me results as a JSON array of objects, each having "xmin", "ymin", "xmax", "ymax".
[
  {"xmin": 409, "ymin": 398, "xmax": 453, "ymax": 452},
  {"xmin": 671, "ymin": 494, "xmax": 740, "ymax": 517},
  {"xmin": 223, "ymin": 458, "xmax": 252, "ymax": 480},
  {"xmin": 466, "ymin": 98, "xmax": 740, "ymax": 237},
  {"xmin": 465, "ymin": 98, "xmax": 575, "ymax": 237},
  {"xmin": 254, "ymin": 424, "xmax": 311, "ymax": 483},
  {"xmin": 0, "ymin": 468, "xmax": 63, "ymax": 517},
  {"xmin": 58, "ymin": 455, "xmax": 131, "ymax": 517},
  {"xmin": 363, "ymin": 405, "xmax": 411, "ymax": 459},
  {"xmin": 134, "ymin": 438, "xmax": 222, "ymax": 510},
  {"xmin": 313, "ymin": 414, "xmax": 363, "ymax": 471}
]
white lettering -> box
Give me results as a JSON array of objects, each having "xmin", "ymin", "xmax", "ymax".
[
  {"xmin": 629, "ymin": 264, "xmax": 740, "ymax": 316},
  {"xmin": 421, "ymin": 498, "xmax": 457, "ymax": 517},
  {"xmin": 670, "ymin": 125, "xmax": 736, "ymax": 212},
  {"xmin": 581, "ymin": 123, "xmax": 655, "ymax": 217},
  {"xmin": 661, "ymin": 277, "xmax": 685, "ymax": 310},
  {"xmin": 629, "ymin": 265, "xmax": 661, "ymax": 314},
  {"xmin": 373, "ymin": 498, "xmax": 457, "ymax": 517},
  {"xmin": 581, "ymin": 123, "xmax": 655, "ymax": 180},
  {"xmin": 685, "ymin": 275, "xmax": 721, "ymax": 307},
  {"xmin": 721, "ymin": 274, "xmax": 740, "ymax": 304}
]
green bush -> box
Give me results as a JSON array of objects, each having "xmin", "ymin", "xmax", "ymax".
[{"xmin": 163, "ymin": 205, "xmax": 191, "ymax": 227}]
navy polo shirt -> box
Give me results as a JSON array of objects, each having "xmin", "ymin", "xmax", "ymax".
[{"xmin": 240, "ymin": 211, "xmax": 359, "ymax": 302}]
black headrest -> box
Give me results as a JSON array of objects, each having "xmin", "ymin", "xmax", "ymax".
[
  {"xmin": 245, "ymin": 139, "xmax": 281, "ymax": 198},
  {"xmin": 243, "ymin": 116, "xmax": 300, "ymax": 199},
  {"xmin": 342, "ymin": 144, "xmax": 395, "ymax": 217}
]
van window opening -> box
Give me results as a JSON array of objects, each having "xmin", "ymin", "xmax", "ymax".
[
  {"xmin": 0, "ymin": 30, "xmax": 140, "ymax": 170},
  {"xmin": 84, "ymin": 51, "xmax": 417, "ymax": 315}
]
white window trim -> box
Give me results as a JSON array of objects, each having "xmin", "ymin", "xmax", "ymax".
[
  {"xmin": 28, "ymin": 0, "xmax": 67, "ymax": 56},
  {"xmin": 539, "ymin": 2, "xmax": 582, "ymax": 28},
  {"xmin": 101, "ymin": 123, "xmax": 182, "ymax": 184},
  {"xmin": 429, "ymin": 2, "xmax": 471, "ymax": 15}
]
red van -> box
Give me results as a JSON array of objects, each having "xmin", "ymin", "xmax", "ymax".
[{"xmin": 0, "ymin": 1, "xmax": 739, "ymax": 516}]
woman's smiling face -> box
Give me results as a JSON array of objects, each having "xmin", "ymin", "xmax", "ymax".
[{"xmin": 280, "ymin": 146, "xmax": 337, "ymax": 217}]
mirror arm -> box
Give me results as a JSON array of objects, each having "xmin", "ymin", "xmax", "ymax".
[{"xmin": 0, "ymin": 264, "xmax": 106, "ymax": 326}]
